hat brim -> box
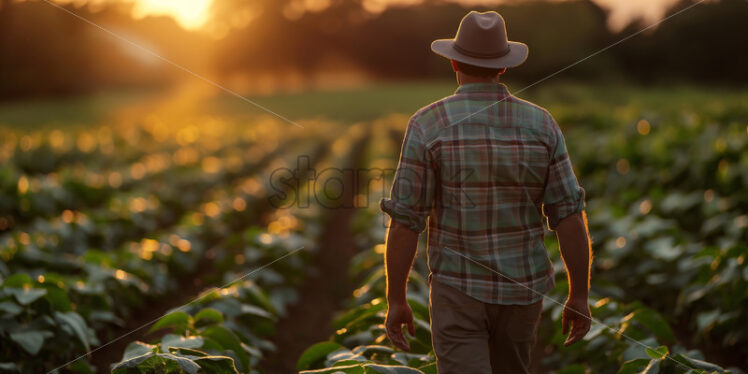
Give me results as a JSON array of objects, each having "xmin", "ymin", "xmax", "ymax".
[{"xmin": 431, "ymin": 39, "xmax": 528, "ymax": 69}]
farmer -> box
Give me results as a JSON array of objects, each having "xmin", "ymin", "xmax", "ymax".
[{"xmin": 381, "ymin": 11, "xmax": 592, "ymax": 374}]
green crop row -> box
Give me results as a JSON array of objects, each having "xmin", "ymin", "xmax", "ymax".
[
  {"xmin": 109, "ymin": 212, "xmax": 323, "ymax": 374},
  {"xmin": 106, "ymin": 122, "xmax": 369, "ymax": 373},
  {"xmin": 0, "ymin": 120, "xmax": 336, "ymax": 372},
  {"xmin": 557, "ymin": 95, "xmax": 748, "ymax": 363}
]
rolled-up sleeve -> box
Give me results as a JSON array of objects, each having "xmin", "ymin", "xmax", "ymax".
[
  {"xmin": 380, "ymin": 118, "xmax": 434, "ymax": 233},
  {"xmin": 542, "ymin": 116, "xmax": 585, "ymax": 230}
]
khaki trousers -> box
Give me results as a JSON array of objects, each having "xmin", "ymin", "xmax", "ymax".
[{"xmin": 429, "ymin": 278, "xmax": 542, "ymax": 374}]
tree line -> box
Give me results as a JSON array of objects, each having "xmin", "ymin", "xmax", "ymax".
[{"xmin": 0, "ymin": 0, "xmax": 746, "ymax": 100}]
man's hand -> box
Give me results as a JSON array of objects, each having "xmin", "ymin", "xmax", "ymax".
[
  {"xmin": 385, "ymin": 301, "xmax": 415, "ymax": 351},
  {"xmin": 562, "ymin": 297, "xmax": 591, "ymax": 346}
]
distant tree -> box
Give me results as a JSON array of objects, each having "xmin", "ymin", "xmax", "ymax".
[
  {"xmin": 2, "ymin": 0, "xmax": 744, "ymax": 101},
  {"xmin": 210, "ymin": 0, "xmax": 614, "ymax": 83},
  {"xmin": 614, "ymin": 0, "xmax": 748, "ymax": 84},
  {"xmin": 0, "ymin": 0, "xmax": 209, "ymax": 100}
]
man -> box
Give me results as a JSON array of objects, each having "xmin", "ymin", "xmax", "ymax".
[{"xmin": 380, "ymin": 11, "xmax": 592, "ymax": 374}]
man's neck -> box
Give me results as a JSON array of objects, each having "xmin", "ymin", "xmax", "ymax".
[{"xmin": 457, "ymin": 72, "xmax": 500, "ymax": 85}]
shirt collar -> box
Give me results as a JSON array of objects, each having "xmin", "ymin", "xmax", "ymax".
[{"xmin": 455, "ymin": 82, "xmax": 511, "ymax": 96}]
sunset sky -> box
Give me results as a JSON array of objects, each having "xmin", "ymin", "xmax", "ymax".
[{"xmin": 54, "ymin": 0, "xmax": 686, "ymax": 31}]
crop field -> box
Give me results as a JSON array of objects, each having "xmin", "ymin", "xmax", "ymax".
[{"xmin": 0, "ymin": 82, "xmax": 746, "ymax": 373}]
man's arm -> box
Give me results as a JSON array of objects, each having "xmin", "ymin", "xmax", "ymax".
[
  {"xmin": 556, "ymin": 210, "xmax": 592, "ymax": 346},
  {"xmin": 380, "ymin": 117, "xmax": 433, "ymax": 351},
  {"xmin": 384, "ymin": 220, "xmax": 419, "ymax": 351}
]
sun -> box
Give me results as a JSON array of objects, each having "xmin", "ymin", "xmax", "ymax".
[{"xmin": 131, "ymin": 0, "xmax": 213, "ymax": 30}]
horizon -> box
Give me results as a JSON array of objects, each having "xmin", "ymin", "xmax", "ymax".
[{"xmin": 48, "ymin": 0, "xmax": 686, "ymax": 32}]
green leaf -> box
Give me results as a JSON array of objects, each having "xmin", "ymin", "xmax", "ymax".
[
  {"xmin": 297, "ymin": 342, "xmax": 344, "ymax": 371},
  {"xmin": 89, "ymin": 311, "xmax": 124, "ymax": 326},
  {"xmin": 193, "ymin": 355, "xmax": 240, "ymax": 374},
  {"xmin": 645, "ymin": 345, "xmax": 668, "ymax": 360},
  {"xmin": 199, "ymin": 336, "xmax": 227, "ymax": 352},
  {"xmin": 618, "ymin": 358, "xmax": 651, "ymax": 374},
  {"xmin": 121, "ymin": 342, "xmax": 156, "ymax": 361},
  {"xmin": 630, "ymin": 308, "xmax": 676, "ymax": 343},
  {"xmin": 67, "ymin": 360, "xmax": 96, "ymax": 374},
  {"xmin": 43, "ymin": 286, "xmax": 72, "ymax": 312},
  {"xmin": 417, "ymin": 362, "xmax": 437, "ymax": 374},
  {"xmin": 644, "ymin": 237, "xmax": 681, "ymax": 261},
  {"xmin": 334, "ymin": 360, "xmax": 367, "ymax": 367},
  {"xmin": 2, "ymin": 273, "xmax": 32, "ymax": 287},
  {"xmin": 111, "ymin": 353, "xmax": 157, "ymax": 373},
  {"xmin": 0, "ymin": 362, "xmax": 19, "ymax": 372},
  {"xmin": 82, "ymin": 249, "xmax": 109, "ymax": 266},
  {"xmin": 352, "ymin": 345, "xmax": 394, "ymax": 358},
  {"xmin": 390, "ymin": 352, "xmax": 428, "ymax": 366},
  {"xmin": 407, "ymin": 298, "xmax": 429, "ymax": 322},
  {"xmin": 6, "ymin": 287, "xmax": 47, "ymax": 305},
  {"xmin": 0, "ymin": 301, "xmax": 23, "ymax": 317},
  {"xmin": 334, "ymin": 301, "xmax": 386, "ymax": 330},
  {"xmin": 0, "ymin": 261, "xmax": 8, "ymax": 279},
  {"xmin": 149, "ymin": 311, "xmax": 191, "ymax": 334},
  {"xmin": 241, "ymin": 341, "xmax": 263, "ymax": 358},
  {"xmin": 326, "ymin": 348, "xmax": 366, "ymax": 366},
  {"xmin": 194, "ymin": 308, "xmax": 223, "ymax": 325},
  {"xmin": 671, "ymin": 353, "xmax": 725, "ymax": 372},
  {"xmin": 55, "ymin": 311, "xmax": 92, "ymax": 351},
  {"xmin": 157, "ymin": 353, "xmax": 200, "ymax": 374},
  {"xmin": 641, "ymin": 358, "xmax": 662, "ymax": 374},
  {"xmin": 201, "ymin": 326, "xmax": 249, "ymax": 372},
  {"xmin": 172, "ymin": 347, "xmax": 208, "ymax": 357},
  {"xmin": 9, "ymin": 330, "xmax": 53, "ymax": 355},
  {"xmin": 161, "ymin": 334, "xmax": 204, "ymax": 352},
  {"xmin": 622, "ymin": 337, "xmax": 658, "ymax": 361},
  {"xmin": 238, "ymin": 282, "xmax": 276, "ymax": 315},
  {"xmin": 363, "ymin": 364, "xmax": 425, "ymax": 373},
  {"xmin": 696, "ymin": 310, "xmax": 720, "ymax": 332},
  {"xmin": 239, "ymin": 303, "xmax": 274, "ymax": 319}
]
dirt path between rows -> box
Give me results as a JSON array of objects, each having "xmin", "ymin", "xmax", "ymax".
[{"xmin": 260, "ymin": 137, "xmax": 368, "ymax": 373}]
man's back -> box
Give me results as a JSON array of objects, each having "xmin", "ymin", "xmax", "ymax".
[
  {"xmin": 382, "ymin": 82, "xmax": 585, "ymax": 304},
  {"xmin": 382, "ymin": 12, "xmax": 592, "ymax": 374}
]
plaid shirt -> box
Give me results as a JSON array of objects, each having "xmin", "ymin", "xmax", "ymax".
[{"xmin": 381, "ymin": 83, "xmax": 585, "ymax": 305}]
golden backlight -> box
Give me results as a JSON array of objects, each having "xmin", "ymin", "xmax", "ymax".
[
  {"xmin": 123, "ymin": 0, "xmax": 677, "ymax": 31},
  {"xmin": 131, "ymin": 0, "xmax": 213, "ymax": 29}
]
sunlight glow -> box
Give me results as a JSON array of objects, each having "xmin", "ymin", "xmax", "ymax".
[
  {"xmin": 131, "ymin": 0, "xmax": 213, "ymax": 29},
  {"xmin": 52, "ymin": 0, "xmax": 682, "ymax": 32}
]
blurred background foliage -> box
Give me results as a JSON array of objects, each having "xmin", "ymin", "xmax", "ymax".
[{"xmin": 1, "ymin": 0, "xmax": 747, "ymax": 101}]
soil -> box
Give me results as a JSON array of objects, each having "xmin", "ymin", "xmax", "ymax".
[{"xmin": 259, "ymin": 137, "xmax": 367, "ymax": 373}]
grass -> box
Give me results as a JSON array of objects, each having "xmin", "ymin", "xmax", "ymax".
[
  {"xmin": 1, "ymin": 80, "xmax": 747, "ymax": 129},
  {"xmin": 210, "ymin": 80, "xmax": 458, "ymax": 124},
  {"xmin": 0, "ymin": 89, "xmax": 160, "ymax": 131}
]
